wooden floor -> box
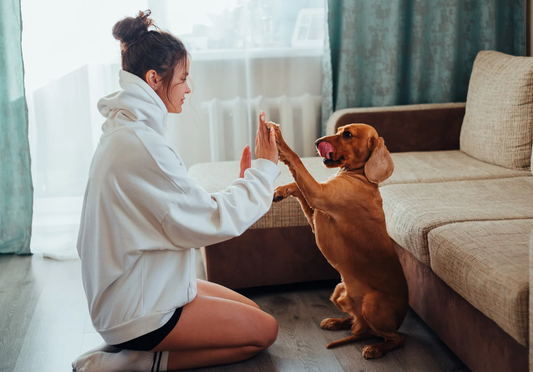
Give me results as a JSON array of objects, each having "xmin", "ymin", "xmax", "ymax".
[{"xmin": 0, "ymin": 253, "xmax": 470, "ymax": 372}]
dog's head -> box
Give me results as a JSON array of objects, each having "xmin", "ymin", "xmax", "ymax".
[{"xmin": 315, "ymin": 124, "xmax": 394, "ymax": 184}]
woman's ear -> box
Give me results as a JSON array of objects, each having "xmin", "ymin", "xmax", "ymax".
[
  {"xmin": 145, "ymin": 70, "xmax": 162, "ymax": 91},
  {"xmin": 364, "ymin": 137, "xmax": 394, "ymax": 184}
]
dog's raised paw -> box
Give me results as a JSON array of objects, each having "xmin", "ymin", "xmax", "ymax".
[
  {"xmin": 273, "ymin": 194, "xmax": 285, "ymax": 203},
  {"xmin": 266, "ymin": 121, "xmax": 279, "ymax": 131},
  {"xmin": 273, "ymin": 185, "xmax": 291, "ymax": 202},
  {"xmin": 273, "ymin": 188, "xmax": 285, "ymax": 202},
  {"xmin": 362, "ymin": 345, "xmax": 383, "ymax": 359}
]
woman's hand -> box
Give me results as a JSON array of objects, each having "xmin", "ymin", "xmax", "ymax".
[
  {"xmin": 255, "ymin": 111, "xmax": 278, "ymax": 164},
  {"xmin": 239, "ymin": 145, "xmax": 251, "ymax": 178}
]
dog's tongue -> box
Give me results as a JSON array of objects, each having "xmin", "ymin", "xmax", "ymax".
[{"xmin": 318, "ymin": 142, "xmax": 334, "ymax": 160}]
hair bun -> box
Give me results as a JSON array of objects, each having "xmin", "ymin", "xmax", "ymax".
[{"xmin": 112, "ymin": 10, "xmax": 153, "ymax": 45}]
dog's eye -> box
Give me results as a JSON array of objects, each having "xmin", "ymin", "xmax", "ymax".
[{"xmin": 343, "ymin": 131, "xmax": 352, "ymax": 138}]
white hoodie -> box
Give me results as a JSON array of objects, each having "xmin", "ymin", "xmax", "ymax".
[{"xmin": 77, "ymin": 70, "xmax": 280, "ymax": 345}]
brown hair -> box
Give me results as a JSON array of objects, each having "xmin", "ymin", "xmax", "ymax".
[{"xmin": 112, "ymin": 10, "xmax": 188, "ymax": 103}]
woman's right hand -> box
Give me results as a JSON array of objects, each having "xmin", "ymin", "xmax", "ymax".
[{"xmin": 255, "ymin": 111, "xmax": 278, "ymax": 164}]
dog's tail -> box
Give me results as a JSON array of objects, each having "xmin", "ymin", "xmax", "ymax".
[{"xmin": 326, "ymin": 334, "xmax": 367, "ymax": 349}]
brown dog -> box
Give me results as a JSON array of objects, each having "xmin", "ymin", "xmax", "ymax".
[{"xmin": 270, "ymin": 123, "xmax": 408, "ymax": 359}]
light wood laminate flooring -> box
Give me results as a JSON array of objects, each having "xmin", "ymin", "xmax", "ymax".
[{"xmin": 0, "ymin": 253, "xmax": 469, "ymax": 372}]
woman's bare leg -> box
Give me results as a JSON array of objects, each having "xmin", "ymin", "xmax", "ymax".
[
  {"xmin": 196, "ymin": 279, "xmax": 259, "ymax": 308},
  {"xmin": 152, "ymin": 292, "xmax": 278, "ymax": 371},
  {"xmin": 73, "ymin": 281, "xmax": 272, "ymax": 372}
]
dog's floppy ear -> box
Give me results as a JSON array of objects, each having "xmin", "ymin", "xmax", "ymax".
[{"xmin": 364, "ymin": 137, "xmax": 394, "ymax": 184}]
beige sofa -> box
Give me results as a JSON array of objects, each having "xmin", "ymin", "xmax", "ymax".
[{"xmin": 189, "ymin": 51, "xmax": 533, "ymax": 372}]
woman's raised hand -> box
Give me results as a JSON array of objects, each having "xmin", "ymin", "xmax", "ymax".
[
  {"xmin": 255, "ymin": 111, "xmax": 278, "ymax": 164},
  {"xmin": 239, "ymin": 145, "xmax": 251, "ymax": 178}
]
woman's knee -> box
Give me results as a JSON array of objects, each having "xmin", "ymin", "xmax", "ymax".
[
  {"xmin": 265, "ymin": 314, "xmax": 279, "ymax": 347},
  {"xmin": 252, "ymin": 313, "xmax": 278, "ymax": 350}
]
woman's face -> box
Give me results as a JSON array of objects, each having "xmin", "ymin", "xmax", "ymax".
[{"xmin": 157, "ymin": 58, "xmax": 191, "ymax": 114}]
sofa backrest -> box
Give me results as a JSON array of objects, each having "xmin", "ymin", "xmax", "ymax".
[{"xmin": 460, "ymin": 51, "xmax": 533, "ymax": 171}]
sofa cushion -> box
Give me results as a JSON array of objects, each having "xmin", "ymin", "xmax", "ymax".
[
  {"xmin": 428, "ymin": 219, "xmax": 533, "ymax": 346},
  {"xmin": 189, "ymin": 153, "xmax": 532, "ymax": 229},
  {"xmin": 459, "ymin": 51, "xmax": 533, "ymax": 170},
  {"xmin": 382, "ymin": 150, "xmax": 530, "ymax": 186},
  {"xmin": 381, "ymin": 177, "xmax": 533, "ymax": 266}
]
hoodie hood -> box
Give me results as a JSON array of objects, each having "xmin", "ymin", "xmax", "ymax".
[{"xmin": 98, "ymin": 70, "xmax": 168, "ymax": 138}]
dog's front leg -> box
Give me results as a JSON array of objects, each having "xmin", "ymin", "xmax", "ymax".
[
  {"xmin": 270, "ymin": 125, "xmax": 328, "ymax": 211},
  {"xmin": 273, "ymin": 182, "xmax": 315, "ymax": 232}
]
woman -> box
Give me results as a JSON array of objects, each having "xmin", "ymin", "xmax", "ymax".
[{"xmin": 73, "ymin": 10, "xmax": 279, "ymax": 372}]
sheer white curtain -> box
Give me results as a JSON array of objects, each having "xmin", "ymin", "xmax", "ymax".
[{"xmin": 22, "ymin": 0, "xmax": 325, "ymax": 259}]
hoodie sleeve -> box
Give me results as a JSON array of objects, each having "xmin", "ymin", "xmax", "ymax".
[
  {"xmin": 161, "ymin": 158, "xmax": 280, "ymax": 249},
  {"xmin": 139, "ymin": 138, "xmax": 280, "ymax": 250}
]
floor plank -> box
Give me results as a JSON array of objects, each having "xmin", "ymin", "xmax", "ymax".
[
  {"xmin": 254, "ymin": 291, "xmax": 345, "ymax": 372},
  {"xmin": 11, "ymin": 256, "xmax": 87, "ymax": 372},
  {"xmin": 298, "ymin": 286, "xmax": 469, "ymax": 372},
  {"xmin": 0, "ymin": 254, "xmax": 46, "ymax": 372},
  {"xmin": 0, "ymin": 254, "xmax": 470, "ymax": 372}
]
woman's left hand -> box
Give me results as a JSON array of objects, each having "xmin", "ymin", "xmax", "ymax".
[{"xmin": 239, "ymin": 145, "xmax": 251, "ymax": 178}]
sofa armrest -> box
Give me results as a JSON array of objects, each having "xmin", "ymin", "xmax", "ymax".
[{"xmin": 326, "ymin": 102, "xmax": 466, "ymax": 153}]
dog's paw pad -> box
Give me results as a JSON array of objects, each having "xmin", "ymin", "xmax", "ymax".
[
  {"xmin": 362, "ymin": 345, "xmax": 383, "ymax": 359},
  {"xmin": 273, "ymin": 187, "xmax": 286, "ymax": 202}
]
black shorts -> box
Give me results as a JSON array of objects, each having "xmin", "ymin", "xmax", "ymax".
[{"xmin": 112, "ymin": 307, "xmax": 183, "ymax": 351}]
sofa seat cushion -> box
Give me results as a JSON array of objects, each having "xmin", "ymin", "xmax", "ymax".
[
  {"xmin": 428, "ymin": 219, "xmax": 533, "ymax": 346},
  {"xmin": 381, "ymin": 177, "xmax": 533, "ymax": 266},
  {"xmin": 382, "ymin": 150, "xmax": 530, "ymax": 186},
  {"xmin": 189, "ymin": 158, "xmax": 337, "ymax": 229},
  {"xmin": 459, "ymin": 51, "xmax": 533, "ymax": 170}
]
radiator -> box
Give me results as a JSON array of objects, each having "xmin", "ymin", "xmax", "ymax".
[{"xmin": 202, "ymin": 94, "xmax": 322, "ymax": 162}]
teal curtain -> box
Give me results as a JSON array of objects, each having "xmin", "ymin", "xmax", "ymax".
[
  {"xmin": 322, "ymin": 0, "xmax": 526, "ymax": 131},
  {"xmin": 0, "ymin": 0, "xmax": 33, "ymax": 254}
]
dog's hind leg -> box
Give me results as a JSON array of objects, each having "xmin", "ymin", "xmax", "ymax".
[
  {"xmin": 329, "ymin": 282, "xmax": 346, "ymax": 310},
  {"xmin": 320, "ymin": 283, "xmax": 352, "ymax": 330},
  {"xmin": 361, "ymin": 327, "xmax": 404, "ymax": 359},
  {"xmin": 361, "ymin": 294, "xmax": 405, "ymax": 359},
  {"xmin": 320, "ymin": 317, "xmax": 352, "ymax": 330},
  {"xmin": 325, "ymin": 316, "xmax": 373, "ymax": 348}
]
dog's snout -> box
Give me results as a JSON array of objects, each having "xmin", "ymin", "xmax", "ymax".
[{"xmin": 315, "ymin": 139, "xmax": 324, "ymax": 147}]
